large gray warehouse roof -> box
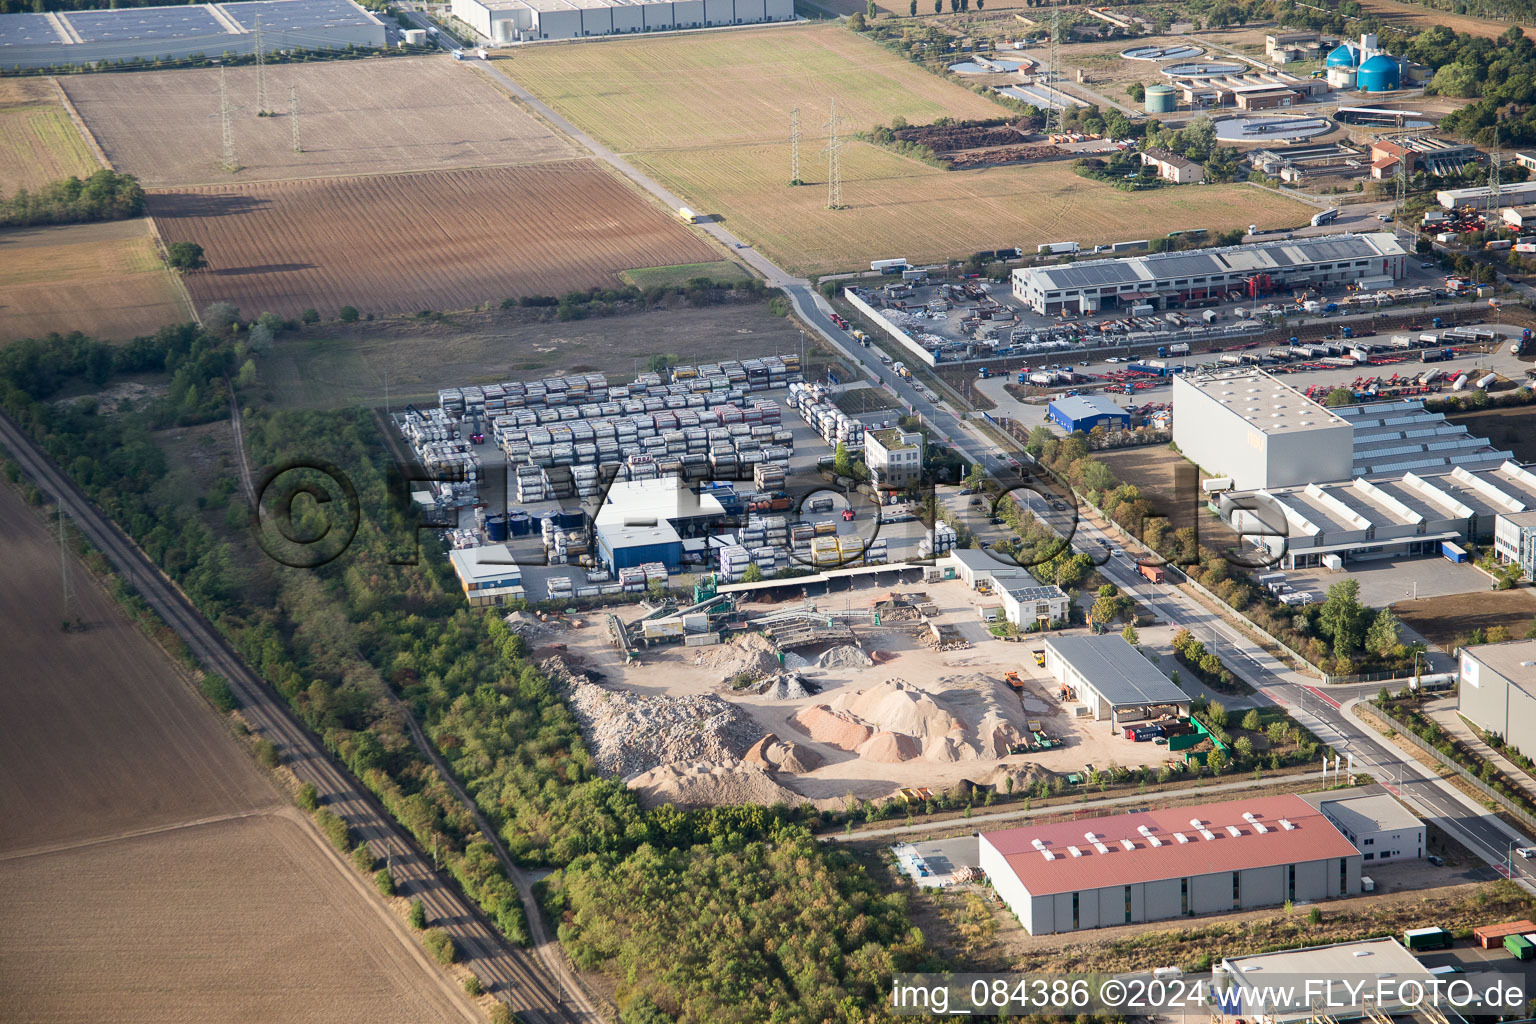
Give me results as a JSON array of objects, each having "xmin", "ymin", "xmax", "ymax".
[{"xmin": 1045, "ymin": 635, "xmax": 1186, "ymax": 707}]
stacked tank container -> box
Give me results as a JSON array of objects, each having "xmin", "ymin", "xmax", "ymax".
[
  {"xmin": 618, "ymin": 567, "xmax": 648, "ymax": 592},
  {"xmin": 546, "ymin": 575, "xmax": 574, "ymax": 600},
  {"xmin": 918, "ymin": 523, "xmax": 958, "ymax": 559},
  {"xmin": 786, "ymin": 382, "xmax": 863, "ymax": 450}
]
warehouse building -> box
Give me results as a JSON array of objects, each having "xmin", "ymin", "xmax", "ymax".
[
  {"xmin": 1042, "ymin": 635, "xmax": 1189, "ymax": 725},
  {"xmin": 936, "ymin": 550, "xmax": 1072, "ymax": 623},
  {"xmin": 1438, "ymin": 180, "xmax": 1536, "ymax": 210},
  {"xmin": 1173, "ymin": 368, "xmax": 1354, "ymax": 491},
  {"xmin": 0, "ymin": 0, "xmax": 386, "ymax": 70},
  {"xmin": 450, "ymin": 0, "xmax": 791, "ymax": 41},
  {"xmin": 1459, "ymin": 641, "xmax": 1536, "ymax": 760},
  {"xmin": 593, "ymin": 477, "xmax": 726, "ymax": 574},
  {"xmin": 1012, "ymin": 233, "xmax": 1406, "ymax": 315},
  {"xmin": 979, "ymin": 793, "xmax": 1361, "ymax": 935},
  {"xmin": 449, "ymin": 544, "xmax": 524, "ymax": 606},
  {"xmin": 1222, "ymin": 938, "xmax": 1436, "ymax": 1023},
  {"xmin": 1048, "ymin": 395, "xmax": 1130, "ymax": 434},
  {"xmin": 1299, "ymin": 786, "xmax": 1423, "ymax": 863},
  {"xmin": 864, "ymin": 427, "xmax": 923, "ymax": 488}
]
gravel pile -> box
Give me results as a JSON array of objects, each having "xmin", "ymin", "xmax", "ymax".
[
  {"xmin": 751, "ymin": 672, "xmax": 817, "ymax": 701},
  {"xmin": 693, "ymin": 632, "xmax": 782, "ymax": 684},
  {"xmin": 818, "ymin": 644, "xmax": 873, "ymax": 669},
  {"xmin": 543, "ymin": 658, "xmax": 761, "ymax": 778},
  {"xmin": 628, "ymin": 763, "xmax": 811, "ymax": 809}
]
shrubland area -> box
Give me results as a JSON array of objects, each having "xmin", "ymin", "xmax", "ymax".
[{"xmin": 0, "ymin": 325, "xmax": 927, "ymax": 1024}]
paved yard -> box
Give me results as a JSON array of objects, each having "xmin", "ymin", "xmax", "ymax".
[
  {"xmin": 893, "ymin": 836, "xmax": 981, "ymax": 888},
  {"xmin": 1286, "ymin": 556, "xmax": 1492, "ymax": 609}
]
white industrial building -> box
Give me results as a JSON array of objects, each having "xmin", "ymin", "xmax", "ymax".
[
  {"xmin": 979, "ymin": 793, "xmax": 1361, "ymax": 935},
  {"xmin": 1173, "ymin": 369, "xmax": 1354, "ymax": 491},
  {"xmin": 451, "ymin": 0, "xmax": 791, "ymax": 41},
  {"xmin": 936, "ymin": 550, "xmax": 1072, "ymax": 625},
  {"xmin": 1299, "ymin": 786, "xmax": 1424, "ymax": 863},
  {"xmin": 1495, "ymin": 509, "xmax": 1536, "ymax": 579},
  {"xmin": 449, "ymin": 544, "xmax": 524, "ymax": 606},
  {"xmin": 1459, "ymin": 640, "xmax": 1536, "ymax": 762},
  {"xmin": 0, "ymin": 0, "xmax": 386, "ymax": 70},
  {"xmin": 593, "ymin": 476, "xmax": 726, "ymax": 574},
  {"xmin": 1042, "ymin": 635, "xmax": 1189, "ymax": 724},
  {"xmin": 1222, "ymin": 938, "xmax": 1437, "ymax": 1024},
  {"xmin": 1011, "ymin": 233, "xmax": 1407, "ymax": 316},
  {"xmin": 1194, "ymin": 384, "xmax": 1536, "ymax": 569},
  {"xmin": 864, "ymin": 427, "xmax": 923, "ymax": 489},
  {"xmin": 1438, "ymin": 180, "xmax": 1536, "ymax": 210}
]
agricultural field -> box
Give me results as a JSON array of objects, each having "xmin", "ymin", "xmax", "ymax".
[
  {"xmin": 262, "ymin": 301, "xmax": 806, "ymax": 408},
  {"xmin": 1355, "ymin": 0, "xmax": 1534, "ymax": 39},
  {"xmin": 1450, "ymin": 404, "xmax": 1536, "ymax": 461},
  {"xmin": 620, "ymin": 260, "xmax": 751, "ymax": 289},
  {"xmin": 0, "ymin": 220, "xmax": 190, "ymax": 343},
  {"xmin": 0, "ymin": 78, "xmax": 101, "ymax": 193},
  {"xmin": 148, "ymin": 161, "xmax": 721, "ymax": 318},
  {"xmin": 0, "ymin": 481, "xmax": 476, "ymax": 1024},
  {"xmin": 630, "ymin": 143, "xmax": 1307, "ymax": 275},
  {"xmin": 504, "ymin": 24, "xmax": 1311, "ymax": 274},
  {"xmin": 61, "ymin": 56, "xmax": 573, "ymax": 187},
  {"xmin": 1392, "ymin": 589, "xmax": 1536, "ymax": 650},
  {"xmin": 501, "ymin": 23, "xmax": 1006, "ymax": 153}
]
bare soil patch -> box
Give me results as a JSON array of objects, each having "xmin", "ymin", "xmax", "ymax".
[
  {"xmin": 1392, "ymin": 589, "xmax": 1536, "ymax": 649},
  {"xmin": 62, "ymin": 56, "xmax": 572, "ymax": 187},
  {"xmin": 1449, "ymin": 404, "xmax": 1536, "ymax": 462},
  {"xmin": 148, "ymin": 161, "xmax": 722, "ymax": 319}
]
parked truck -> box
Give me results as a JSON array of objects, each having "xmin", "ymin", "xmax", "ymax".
[
  {"xmin": 1037, "ymin": 241, "xmax": 1081, "ymax": 255},
  {"xmin": 1168, "ymin": 343, "xmax": 1190, "ymax": 356},
  {"xmin": 1138, "ymin": 562, "xmax": 1166, "ymax": 584},
  {"xmin": 1506, "ymin": 933, "xmax": 1534, "ymax": 961},
  {"xmin": 1404, "ymin": 927, "xmax": 1454, "ymax": 951}
]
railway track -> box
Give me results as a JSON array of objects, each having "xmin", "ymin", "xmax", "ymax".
[{"xmin": 0, "ymin": 410, "xmax": 590, "ymax": 1024}]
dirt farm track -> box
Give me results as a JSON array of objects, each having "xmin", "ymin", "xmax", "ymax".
[
  {"xmin": 0, "ymin": 480, "xmax": 476, "ymax": 1024},
  {"xmin": 149, "ymin": 161, "xmax": 722, "ymax": 317}
]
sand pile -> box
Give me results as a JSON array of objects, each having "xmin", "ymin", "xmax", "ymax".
[
  {"xmin": 628, "ymin": 763, "xmax": 811, "ymax": 809},
  {"xmin": 694, "ymin": 632, "xmax": 782, "ymax": 683},
  {"xmin": 818, "ymin": 645, "xmax": 873, "ymax": 669},
  {"xmin": 792, "ymin": 675, "xmax": 1029, "ymax": 763},
  {"xmin": 544, "ymin": 658, "xmax": 761, "ymax": 777},
  {"xmin": 981, "ymin": 762, "xmax": 1059, "ymax": 793},
  {"xmin": 744, "ymin": 733, "xmax": 824, "ymax": 774}
]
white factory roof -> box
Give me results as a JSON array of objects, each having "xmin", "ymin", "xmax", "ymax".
[
  {"xmin": 596, "ymin": 519, "xmax": 681, "ymax": 548},
  {"xmin": 1300, "ymin": 787, "xmax": 1422, "ymax": 837},
  {"xmin": 1461, "ymin": 640, "xmax": 1536, "ymax": 694},
  {"xmin": 1051, "ymin": 395, "xmax": 1128, "ymax": 420},
  {"xmin": 594, "ymin": 476, "xmax": 725, "ymax": 529},
  {"xmin": 1223, "ymin": 938, "xmax": 1432, "ymax": 991},
  {"xmin": 448, "ymin": 544, "xmax": 521, "ymax": 583},
  {"xmin": 1044, "ymin": 635, "xmax": 1188, "ymax": 707},
  {"xmin": 1018, "ymin": 233, "xmax": 1405, "ymax": 295},
  {"xmin": 473, "ymin": 0, "xmax": 691, "ymax": 9},
  {"xmin": 1336, "ymin": 399, "xmax": 1511, "ymax": 475},
  {"xmin": 1439, "ymin": 180, "xmax": 1536, "ymax": 207},
  {"xmin": 1180, "ymin": 368, "xmax": 1351, "ymax": 435}
]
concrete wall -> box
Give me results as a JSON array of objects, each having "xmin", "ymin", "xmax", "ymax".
[
  {"xmin": 980, "ymin": 838, "xmax": 1038, "ymax": 933},
  {"xmin": 580, "ymin": 6, "xmax": 613, "ymax": 33},
  {"xmin": 843, "ymin": 288, "xmax": 938, "ymax": 367},
  {"xmin": 672, "ymin": 0, "xmax": 705, "ymax": 26},
  {"xmin": 703, "ymin": 0, "xmax": 734, "ymax": 23},
  {"xmin": 611, "ymin": 3, "xmax": 644, "ymax": 31},
  {"xmin": 532, "ymin": 7, "xmax": 582, "ymax": 36}
]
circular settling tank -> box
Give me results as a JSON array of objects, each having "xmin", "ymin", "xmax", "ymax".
[
  {"xmin": 1160, "ymin": 60, "xmax": 1247, "ymax": 77},
  {"xmin": 1120, "ymin": 43, "xmax": 1204, "ymax": 61},
  {"xmin": 1214, "ymin": 114, "xmax": 1335, "ymax": 142}
]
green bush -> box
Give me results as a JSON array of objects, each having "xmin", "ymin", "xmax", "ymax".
[
  {"xmin": 464, "ymin": 975, "xmax": 484, "ymax": 997},
  {"xmin": 409, "ymin": 898, "xmax": 427, "ymax": 930},
  {"xmin": 351, "ymin": 843, "xmax": 376, "ymax": 873},
  {"xmin": 254, "ymin": 739, "xmax": 279, "ymax": 768},
  {"xmin": 315, "ymin": 808, "xmax": 352, "ymax": 852},
  {"xmin": 200, "ymin": 673, "xmax": 236, "ymax": 713},
  {"xmin": 423, "ymin": 927, "xmax": 456, "ymax": 964},
  {"xmin": 375, "ymin": 868, "xmax": 396, "ymax": 897},
  {"xmin": 297, "ymin": 782, "xmax": 319, "ymax": 811}
]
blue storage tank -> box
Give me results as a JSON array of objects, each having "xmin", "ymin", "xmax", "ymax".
[
  {"xmin": 1357, "ymin": 54, "xmax": 1400, "ymax": 91},
  {"xmin": 1326, "ymin": 43, "xmax": 1360, "ymax": 67},
  {"xmin": 507, "ymin": 511, "xmax": 532, "ymax": 536},
  {"xmin": 485, "ymin": 514, "xmax": 509, "ymax": 542},
  {"xmin": 556, "ymin": 508, "xmax": 585, "ymax": 530}
]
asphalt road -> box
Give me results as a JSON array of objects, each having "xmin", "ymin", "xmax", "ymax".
[{"xmin": 0, "ymin": 409, "xmax": 587, "ymax": 1024}]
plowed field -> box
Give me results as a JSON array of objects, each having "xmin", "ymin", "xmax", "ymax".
[
  {"xmin": 0, "ymin": 83, "xmax": 101, "ymax": 193},
  {"xmin": 148, "ymin": 161, "xmax": 720, "ymax": 317},
  {"xmin": 0, "ymin": 481, "xmax": 475, "ymax": 1023},
  {"xmin": 61, "ymin": 56, "xmax": 573, "ymax": 187}
]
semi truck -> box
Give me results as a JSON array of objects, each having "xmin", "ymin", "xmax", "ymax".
[
  {"xmin": 1138, "ymin": 562, "xmax": 1166, "ymax": 584},
  {"xmin": 1311, "ymin": 208, "xmax": 1339, "ymax": 227},
  {"xmin": 1037, "ymin": 241, "xmax": 1081, "ymax": 255},
  {"xmin": 1404, "ymin": 927, "xmax": 1454, "ymax": 951},
  {"xmin": 871, "ymin": 258, "xmax": 909, "ymax": 273}
]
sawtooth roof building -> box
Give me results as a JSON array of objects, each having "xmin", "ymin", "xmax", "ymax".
[
  {"xmin": 1011, "ymin": 233, "xmax": 1407, "ymax": 315},
  {"xmin": 980, "ymin": 793, "xmax": 1361, "ymax": 934},
  {"xmin": 451, "ymin": 0, "xmax": 792, "ymax": 42}
]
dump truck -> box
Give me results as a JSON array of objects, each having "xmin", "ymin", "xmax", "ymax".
[
  {"xmin": 1032, "ymin": 648, "xmax": 1046, "ymax": 667},
  {"xmin": 1004, "ymin": 671, "xmax": 1024, "ymax": 690}
]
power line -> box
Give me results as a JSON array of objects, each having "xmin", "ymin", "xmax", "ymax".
[
  {"xmin": 253, "ymin": 14, "xmax": 269, "ymax": 115},
  {"xmin": 820, "ymin": 98, "xmax": 844, "ymax": 211},
  {"xmin": 1043, "ymin": 4, "xmax": 1061, "ymax": 138},
  {"xmin": 59, "ymin": 502, "xmax": 76, "ymax": 629},
  {"xmin": 217, "ymin": 64, "xmax": 241, "ymax": 173},
  {"xmin": 789, "ymin": 106, "xmax": 802, "ymax": 186},
  {"xmin": 291, "ymin": 84, "xmax": 302, "ymax": 152}
]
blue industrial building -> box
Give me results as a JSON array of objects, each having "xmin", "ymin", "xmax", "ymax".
[
  {"xmin": 1048, "ymin": 395, "xmax": 1131, "ymax": 434},
  {"xmin": 592, "ymin": 477, "xmax": 727, "ymax": 575},
  {"xmin": 596, "ymin": 522, "xmax": 685, "ymax": 574}
]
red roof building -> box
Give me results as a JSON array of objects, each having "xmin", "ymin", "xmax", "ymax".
[{"xmin": 979, "ymin": 793, "xmax": 1362, "ymax": 934}]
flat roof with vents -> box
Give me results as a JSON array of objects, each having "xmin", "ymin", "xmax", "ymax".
[
  {"xmin": 1180, "ymin": 367, "xmax": 1350, "ymax": 435},
  {"xmin": 982, "ymin": 794, "xmax": 1358, "ymax": 896}
]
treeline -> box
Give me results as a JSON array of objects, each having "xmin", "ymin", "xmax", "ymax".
[
  {"xmin": 506, "ymin": 277, "xmax": 776, "ymax": 322},
  {"xmin": 0, "ymin": 334, "xmax": 929, "ymax": 1022},
  {"xmin": 1, "ymin": 170, "xmax": 144, "ymax": 229}
]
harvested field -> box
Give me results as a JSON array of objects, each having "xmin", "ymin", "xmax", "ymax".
[
  {"xmin": 61, "ymin": 56, "xmax": 573, "ymax": 188},
  {"xmin": 1392, "ymin": 590, "xmax": 1536, "ymax": 650},
  {"xmin": 1355, "ymin": 0, "xmax": 1534, "ymax": 39},
  {"xmin": 0, "ymin": 813, "xmax": 476, "ymax": 1024},
  {"xmin": 148, "ymin": 162, "xmax": 722, "ymax": 318},
  {"xmin": 503, "ymin": 24, "xmax": 1006, "ymax": 153},
  {"xmin": 263, "ymin": 300, "xmax": 804, "ymax": 409},
  {"xmin": 0, "ymin": 220, "xmax": 189, "ymax": 343},
  {"xmin": 630, "ymin": 143, "xmax": 1308, "ymax": 275},
  {"xmin": 0, "ymin": 479, "xmax": 476, "ymax": 1024},
  {"xmin": 0, "ymin": 95, "xmax": 101, "ymax": 193}
]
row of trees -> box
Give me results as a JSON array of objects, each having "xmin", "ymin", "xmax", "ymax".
[{"xmin": 0, "ymin": 170, "xmax": 144, "ymax": 228}]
